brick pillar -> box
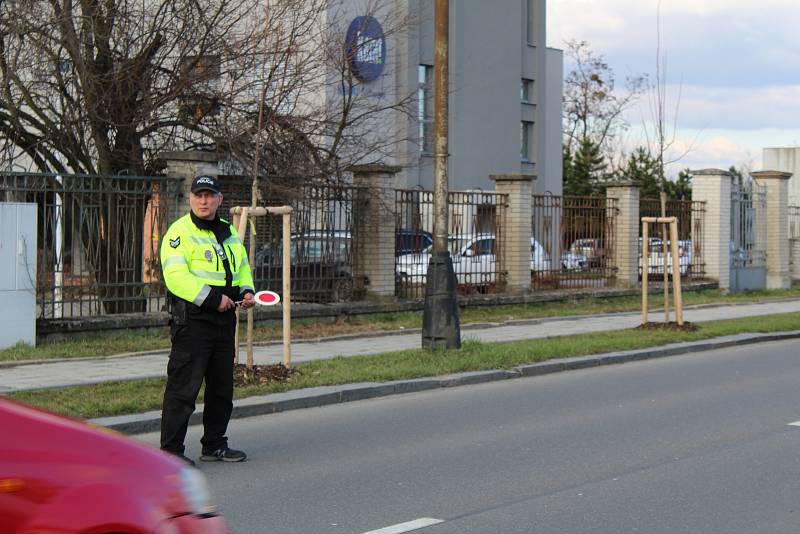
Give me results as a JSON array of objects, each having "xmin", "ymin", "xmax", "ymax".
[
  {"xmin": 691, "ymin": 169, "xmax": 732, "ymax": 291},
  {"xmin": 605, "ymin": 182, "xmax": 640, "ymax": 288},
  {"xmin": 752, "ymin": 170, "xmax": 792, "ymax": 289},
  {"xmin": 351, "ymin": 165, "xmax": 402, "ymax": 298},
  {"xmin": 490, "ymin": 173, "xmax": 534, "ymax": 294},
  {"xmin": 158, "ymin": 150, "xmax": 220, "ymax": 218}
]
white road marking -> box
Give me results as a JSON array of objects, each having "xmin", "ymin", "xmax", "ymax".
[
  {"xmin": 788, "ymin": 421, "xmax": 800, "ymax": 427},
  {"xmin": 360, "ymin": 517, "xmax": 445, "ymax": 534}
]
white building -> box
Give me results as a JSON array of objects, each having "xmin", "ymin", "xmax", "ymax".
[
  {"xmin": 329, "ymin": 0, "xmax": 563, "ymax": 194},
  {"xmin": 763, "ymin": 147, "xmax": 800, "ymax": 206}
]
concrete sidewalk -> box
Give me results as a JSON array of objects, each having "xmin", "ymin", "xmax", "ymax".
[{"xmin": 3, "ymin": 299, "xmax": 800, "ymax": 394}]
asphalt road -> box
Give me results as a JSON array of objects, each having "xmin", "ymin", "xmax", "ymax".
[{"xmin": 137, "ymin": 338, "xmax": 800, "ymax": 534}]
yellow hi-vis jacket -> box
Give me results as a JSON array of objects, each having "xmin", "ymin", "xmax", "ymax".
[{"xmin": 160, "ymin": 213, "xmax": 254, "ymax": 311}]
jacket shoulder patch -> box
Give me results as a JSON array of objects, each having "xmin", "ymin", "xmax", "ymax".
[{"xmin": 169, "ymin": 236, "xmax": 181, "ymax": 249}]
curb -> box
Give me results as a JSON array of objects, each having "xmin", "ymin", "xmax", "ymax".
[{"xmin": 91, "ymin": 329, "xmax": 800, "ymax": 435}]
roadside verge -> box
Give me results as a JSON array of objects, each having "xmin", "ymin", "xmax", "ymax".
[{"xmin": 92, "ymin": 329, "xmax": 800, "ymax": 435}]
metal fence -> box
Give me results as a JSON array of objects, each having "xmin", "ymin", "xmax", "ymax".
[
  {"xmin": 0, "ymin": 172, "xmax": 181, "ymax": 318},
  {"xmin": 395, "ymin": 189, "xmax": 508, "ymax": 297},
  {"xmin": 219, "ymin": 177, "xmax": 364, "ymax": 303},
  {"xmin": 0, "ymin": 171, "xmax": 721, "ymax": 321},
  {"xmin": 639, "ymin": 198, "xmax": 706, "ymax": 280},
  {"xmin": 729, "ymin": 181, "xmax": 767, "ymax": 269},
  {"xmin": 531, "ymin": 194, "xmax": 618, "ymax": 289}
]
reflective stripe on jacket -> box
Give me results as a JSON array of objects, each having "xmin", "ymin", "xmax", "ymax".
[{"xmin": 160, "ymin": 213, "xmax": 255, "ymax": 307}]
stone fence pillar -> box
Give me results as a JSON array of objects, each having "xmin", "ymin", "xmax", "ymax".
[
  {"xmin": 491, "ymin": 174, "xmax": 534, "ymax": 294},
  {"xmin": 691, "ymin": 169, "xmax": 732, "ymax": 292},
  {"xmin": 752, "ymin": 170, "xmax": 792, "ymax": 289},
  {"xmin": 605, "ymin": 182, "xmax": 640, "ymax": 288},
  {"xmin": 158, "ymin": 150, "xmax": 220, "ymax": 219},
  {"xmin": 351, "ymin": 165, "xmax": 401, "ymax": 298}
]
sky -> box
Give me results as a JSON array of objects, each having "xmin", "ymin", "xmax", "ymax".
[{"xmin": 547, "ymin": 0, "xmax": 800, "ymax": 177}]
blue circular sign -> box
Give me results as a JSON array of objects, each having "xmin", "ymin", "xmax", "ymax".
[{"xmin": 345, "ymin": 16, "xmax": 386, "ymax": 82}]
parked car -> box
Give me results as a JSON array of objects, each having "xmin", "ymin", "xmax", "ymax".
[
  {"xmin": 396, "ymin": 234, "xmax": 555, "ymax": 289},
  {"xmin": 254, "ymin": 230, "xmax": 364, "ymax": 303},
  {"xmin": 531, "ymin": 237, "xmax": 553, "ymax": 273},
  {"xmin": 395, "ymin": 229, "xmax": 433, "ymax": 256},
  {"xmin": 396, "ymin": 233, "xmax": 488, "ymax": 289},
  {"xmin": 0, "ymin": 398, "xmax": 228, "ymax": 534},
  {"xmin": 530, "ymin": 241, "xmax": 586, "ymax": 273},
  {"xmin": 560, "ymin": 250, "xmax": 589, "ymax": 271},
  {"xmin": 569, "ymin": 238, "xmax": 605, "ymax": 268},
  {"xmin": 638, "ymin": 237, "xmax": 692, "ymax": 275}
]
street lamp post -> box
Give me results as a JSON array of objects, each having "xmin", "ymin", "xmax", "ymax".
[{"xmin": 422, "ymin": 0, "xmax": 460, "ymax": 349}]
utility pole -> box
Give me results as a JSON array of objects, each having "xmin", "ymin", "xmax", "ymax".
[{"xmin": 422, "ymin": 0, "xmax": 460, "ymax": 349}]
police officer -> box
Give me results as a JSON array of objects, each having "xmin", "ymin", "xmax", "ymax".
[{"xmin": 159, "ymin": 175, "xmax": 255, "ymax": 464}]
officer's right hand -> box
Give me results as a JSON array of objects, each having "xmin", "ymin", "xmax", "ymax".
[{"xmin": 217, "ymin": 294, "xmax": 235, "ymax": 312}]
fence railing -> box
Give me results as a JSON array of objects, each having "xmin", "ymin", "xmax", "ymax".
[
  {"xmin": 639, "ymin": 198, "xmax": 706, "ymax": 279},
  {"xmin": 531, "ymin": 194, "xmax": 618, "ymax": 289},
  {"xmin": 395, "ymin": 189, "xmax": 508, "ymax": 297},
  {"xmin": 729, "ymin": 182, "xmax": 766, "ymax": 269},
  {"xmin": 219, "ymin": 177, "xmax": 365, "ymax": 303},
  {"xmin": 789, "ymin": 206, "xmax": 800, "ymax": 239},
  {"xmin": 1, "ymin": 172, "xmax": 181, "ymax": 318}
]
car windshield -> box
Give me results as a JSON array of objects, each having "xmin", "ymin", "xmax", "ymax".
[
  {"xmin": 418, "ymin": 236, "xmax": 492, "ymax": 256},
  {"xmin": 397, "ymin": 231, "xmax": 432, "ymax": 254},
  {"xmin": 448, "ymin": 237, "xmax": 473, "ymax": 255}
]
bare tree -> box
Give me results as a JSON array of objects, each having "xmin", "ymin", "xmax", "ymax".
[
  {"xmin": 635, "ymin": 1, "xmax": 701, "ymax": 320},
  {"xmin": 636, "ymin": 0, "xmax": 703, "ymax": 195},
  {"xmin": 562, "ymin": 39, "xmax": 648, "ymax": 163},
  {"xmin": 0, "ymin": 0, "xmax": 413, "ymax": 178},
  {"xmin": 561, "ymin": 40, "xmax": 647, "ymax": 194},
  {"xmin": 2, "ymin": 0, "xmax": 240, "ymax": 174}
]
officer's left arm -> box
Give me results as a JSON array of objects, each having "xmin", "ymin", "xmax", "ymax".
[
  {"xmin": 238, "ymin": 251, "xmax": 255, "ymax": 298},
  {"xmin": 233, "ymin": 235, "xmax": 255, "ymax": 310},
  {"xmin": 227, "ymin": 227, "xmax": 255, "ymax": 299}
]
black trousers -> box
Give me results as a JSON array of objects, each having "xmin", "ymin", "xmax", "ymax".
[{"xmin": 160, "ymin": 319, "xmax": 236, "ymax": 454}]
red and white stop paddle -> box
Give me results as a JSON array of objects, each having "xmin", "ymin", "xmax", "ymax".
[{"xmin": 253, "ymin": 290, "xmax": 281, "ymax": 306}]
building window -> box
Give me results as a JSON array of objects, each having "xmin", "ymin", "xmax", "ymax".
[
  {"xmin": 418, "ymin": 64, "xmax": 433, "ymax": 154},
  {"xmin": 179, "ymin": 54, "xmax": 222, "ymax": 119},
  {"xmin": 521, "ymin": 79, "xmax": 533, "ymax": 103},
  {"xmin": 526, "ymin": 0, "xmax": 536, "ymax": 46},
  {"xmin": 521, "ymin": 121, "xmax": 533, "ymax": 161},
  {"xmin": 180, "ymin": 54, "xmax": 221, "ymax": 91}
]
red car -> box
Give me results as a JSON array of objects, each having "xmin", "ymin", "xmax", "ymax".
[{"xmin": 0, "ymin": 398, "xmax": 229, "ymax": 534}]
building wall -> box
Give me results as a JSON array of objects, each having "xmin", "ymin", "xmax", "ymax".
[
  {"xmin": 542, "ymin": 47, "xmax": 563, "ymax": 196},
  {"xmin": 763, "ymin": 147, "xmax": 800, "ymax": 205},
  {"xmin": 447, "ymin": 0, "xmax": 523, "ymax": 190}
]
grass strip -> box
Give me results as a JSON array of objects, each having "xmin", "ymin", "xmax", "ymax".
[
  {"xmin": 8, "ymin": 311, "xmax": 800, "ymax": 420},
  {"xmin": 3, "ymin": 287, "xmax": 800, "ymax": 363}
]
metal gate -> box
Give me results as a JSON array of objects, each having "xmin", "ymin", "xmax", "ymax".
[
  {"xmin": 531, "ymin": 194, "xmax": 618, "ymax": 289},
  {"xmin": 730, "ymin": 181, "xmax": 766, "ymax": 292},
  {"xmin": 218, "ymin": 177, "xmax": 364, "ymax": 303},
  {"xmin": 395, "ymin": 189, "xmax": 507, "ymax": 297},
  {"xmin": 0, "ymin": 172, "xmax": 181, "ymax": 319},
  {"xmin": 639, "ymin": 198, "xmax": 706, "ymax": 280}
]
